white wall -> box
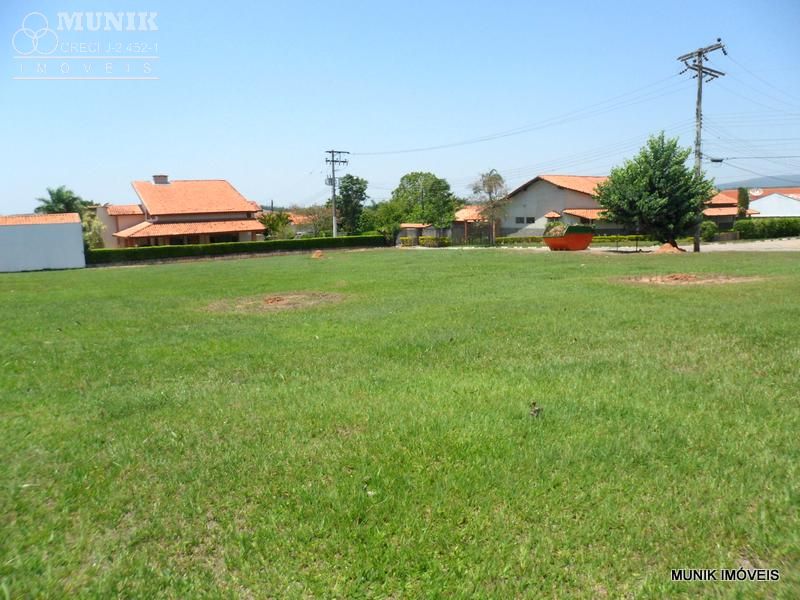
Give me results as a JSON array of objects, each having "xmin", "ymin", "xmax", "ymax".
[
  {"xmin": 750, "ymin": 194, "xmax": 800, "ymax": 218},
  {"xmin": 501, "ymin": 181, "xmax": 602, "ymax": 233},
  {"xmin": 0, "ymin": 223, "xmax": 85, "ymax": 272}
]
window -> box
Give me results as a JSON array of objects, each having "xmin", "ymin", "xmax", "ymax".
[
  {"xmin": 515, "ymin": 217, "xmax": 524, "ymax": 224},
  {"xmin": 526, "ymin": 217, "xmax": 535, "ymax": 223}
]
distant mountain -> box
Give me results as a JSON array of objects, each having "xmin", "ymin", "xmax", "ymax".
[{"xmin": 716, "ymin": 175, "xmax": 800, "ymax": 190}]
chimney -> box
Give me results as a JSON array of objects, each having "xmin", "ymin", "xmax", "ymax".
[{"xmin": 153, "ymin": 174, "xmax": 169, "ymax": 185}]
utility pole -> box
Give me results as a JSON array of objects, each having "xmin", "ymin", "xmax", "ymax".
[
  {"xmin": 325, "ymin": 150, "xmax": 349, "ymax": 237},
  {"xmin": 677, "ymin": 39, "xmax": 726, "ymax": 252}
]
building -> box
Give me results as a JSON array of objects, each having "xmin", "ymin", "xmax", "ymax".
[
  {"xmin": 703, "ymin": 189, "xmax": 766, "ymax": 229},
  {"xmin": 96, "ymin": 203, "xmax": 144, "ymax": 248},
  {"xmin": 500, "ymin": 175, "xmax": 622, "ymax": 236},
  {"xmin": 749, "ymin": 192, "xmax": 800, "ymax": 218},
  {"xmin": 100, "ymin": 175, "xmax": 264, "ymax": 247},
  {"xmin": 0, "ymin": 213, "xmax": 85, "ymax": 272},
  {"xmin": 451, "ymin": 205, "xmax": 490, "ymax": 244}
]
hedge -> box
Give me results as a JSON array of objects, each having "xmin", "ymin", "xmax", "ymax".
[
  {"xmin": 495, "ymin": 236, "xmax": 543, "ymax": 245},
  {"xmin": 87, "ymin": 235, "xmax": 387, "ymax": 264},
  {"xmin": 733, "ymin": 218, "xmax": 800, "ymax": 240},
  {"xmin": 418, "ymin": 236, "xmax": 451, "ymax": 247},
  {"xmin": 398, "ymin": 236, "xmax": 414, "ymax": 247},
  {"xmin": 591, "ymin": 235, "xmax": 649, "ymax": 244}
]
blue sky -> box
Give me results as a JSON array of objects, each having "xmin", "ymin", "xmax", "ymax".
[{"xmin": 2, "ymin": 0, "xmax": 799, "ymax": 214}]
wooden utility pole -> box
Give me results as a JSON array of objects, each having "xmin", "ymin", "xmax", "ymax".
[
  {"xmin": 325, "ymin": 150, "xmax": 349, "ymax": 237},
  {"xmin": 677, "ymin": 39, "xmax": 726, "ymax": 252}
]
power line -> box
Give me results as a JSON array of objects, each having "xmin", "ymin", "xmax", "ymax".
[
  {"xmin": 726, "ymin": 55, "xmax": 800, "ymax": 105},
  {"xmin": 713, "ymin": 161, "xmax": 800, "ymax": 185},
  {"xmin": 350, "ymin": 74, "xmax": 689, "ymax": 156}
]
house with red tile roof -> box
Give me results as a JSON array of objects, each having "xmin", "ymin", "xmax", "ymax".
[
  {"xmin": 501, "ymin": 174, "xmax": 617, "ymax": 236},
  {"xmin": 701, "ymin": 187, "xmax": 800, "ymax": 228},
  {"xmin": 98, "ymin": 175, "xmax": 264, "ymax": 247}
]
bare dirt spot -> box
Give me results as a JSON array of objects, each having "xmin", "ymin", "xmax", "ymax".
[
  {"xmin": 207, "ymin": 292, "xmax": 344, "ymax": 313},
  {"xmin": 621, "ymin": 273, "xmax": 763, "ymax": 286},
  {"xmin": 654, "ymin": 242, "xmax": 687, "ymax": 254}
]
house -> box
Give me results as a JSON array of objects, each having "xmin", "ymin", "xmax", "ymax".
[
  {"xmin": 750, "ymin": 193, "xmax": 800, "ymax": 218},
  {"xmin": 0, "ymin": 213, "xmax": 85, "ymax": 272},
  {"xmin": 100, "ymin": 175, "xmax": 264, "ymax": 247},
  {"xmin": 500, "ymin": 175, "xmax": 623, "ymax": 236},
  {"xmin": 96, "ymin": 203, "xmax": 144, "ymax": 248},
  {"xmin": 702, "ymin": 189, "xmax": 765, "ymax": 229}
]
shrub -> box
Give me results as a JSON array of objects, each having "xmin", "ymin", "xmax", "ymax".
[
  {"xmin": 418, "ymin": 236, "xmax": 451, "ymax": 247},
  {"xmin": 700, "ymin": 220, "xmax": 719, "ymax": 242},
  {"xmin": 733, "ymin": 218, "xmax": 800, "ymax": 240},
  {"xmin": 544, "ymin": 220, "xmax": 564, "ymax": 234},
  {"xmin": 495, "ymin": 236, "xmax": 543, "ymax": 245},
  {"xmin": 398, "ymin": 236, "xmax": 414, "ymax": 247},
  {"xmin": 87, "ymin": 235, "xmax": 387, "ymax": 265}
]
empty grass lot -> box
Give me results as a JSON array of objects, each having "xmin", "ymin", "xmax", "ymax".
[{"xmin": 1, "ymin": 249, "xmax": 799, "ymax": 598}]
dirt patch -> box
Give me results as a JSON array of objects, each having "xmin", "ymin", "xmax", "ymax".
[
  {"xmin": 622, "ymin": 273, "xmax": 763, "ymax": 286},
  {"xmin": 207, "ymin": 292, "xmax": 344, "ymax": 313},
  {"xmin": 654, "ymin": 243, "xmax": 687, "ymax": 254}
]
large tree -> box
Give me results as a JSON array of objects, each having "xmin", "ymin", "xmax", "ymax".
[
  {"xmin": 335, "ymin": 174, "xmax": 368, "ymax": 235},
  {"xmin": 471, "ymin": 169, "xmax": 509, "ymax": 244},
  {"xmin": 387, "ymin": 172, "xmax": 459, "ymax": 233},
  {"xmin": 594, "ymin": 133, "xmax": 715, "ymax": 246},
  {"xmin": 258, "ymin": 210, "xmax": 293, "ymax": 239},
  {"xmin": 35, "ymin": 186, "xmax": 90, "ymax": 215}
]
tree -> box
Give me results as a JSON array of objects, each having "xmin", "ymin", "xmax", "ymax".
[
  {"xmin": 387, "ymin": 172, "xmax": 459, "ymax": 234},
  {"xmin": 594, "ymin": 133, "xmax": 715, "ymax": 246},
  {"xmin": 258, "ymin": 210, "xmax": 293, "ymax": 239},
  {"xmin": 35, "ymin": 186, "xmax": 90, "ymax": 215},
  {"xmin": 81, "ymin": 210, "xmax": 105, "ymax": 249},
  {"xmin": 737, "ymin": 187, "xmax": 749, "ymax": 219},
  {"xmin": 471, "ymin": 169, "xmax": 509, "ymax": 245},
  {"xmin": 298, "ymin": 205, "xmax": 333, "ymax": 237},
  {"xmin": 336, "ymin": 175, "xmax": 368, "ymax": 235}
]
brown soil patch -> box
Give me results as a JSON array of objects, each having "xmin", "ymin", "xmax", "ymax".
[
  {"xmin": 207, "ymin": 292, "xmax": 344, "ymax": 313},
  {"xmin": 311, "ymin": 250, "xmax": 325, "ymax": 259},
  {"xmin": 622, "ymin": 273, "xmax": 762, "ymax": 286},
  {"xmin": 654, "ymin": 243, "xmax": 687, "ymax": 254}
]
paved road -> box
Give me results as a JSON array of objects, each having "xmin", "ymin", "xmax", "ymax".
[{"xmin": 588, "ymin": 238, "xmax": 800, "ymax": 253}]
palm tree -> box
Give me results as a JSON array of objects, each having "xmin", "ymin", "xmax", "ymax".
[
  {"xmin": 34, "ymin": 186, "xmax": 88, "ymax": 215},
  {"xmin": 471, "ymin": 169, "xmax": 509, "ymax": 245}
]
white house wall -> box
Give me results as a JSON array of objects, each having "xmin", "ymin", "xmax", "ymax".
[
  {"xmin": 501, "ymin": 181, "xmax": 614, "ymax": 234},
  {"xmin": 0, "ymin": 223, "xmax": 85, "ymax": 272},
  {"xmin": 750, "ymin": 194, "xmax": 800, "ymax": 218}
]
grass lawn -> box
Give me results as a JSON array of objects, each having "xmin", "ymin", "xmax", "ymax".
[{"xmin": 1, "ymin": 249, "xmax": 798, "ymax": 598}]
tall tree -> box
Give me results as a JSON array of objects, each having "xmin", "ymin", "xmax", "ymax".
[
  {"xmin": 737, "ymin": 187, "xmax": 749, "ymax": 219},
  {"xmin": 387, "ymin": 172, "xmax": 459, "ymax": 233},
  {"xmin": 471, "ymin": 169, "xmax": 509, "ymax": 244},
  {"xmin": 594, "ymin": 133, "xmax": 715, "ymax": 247},
  {"xmin": 35, "ymin": 186, "xmax": 90, "ymax": 215},
  {"xmin": 81, "ymin": 210, "xmax": 105, "ymax": 249},
  {"xmin": 336, "ymin": 175, "xmax": 368, "ymax": 235}
]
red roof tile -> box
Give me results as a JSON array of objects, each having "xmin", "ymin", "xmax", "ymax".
[
  {"xmin": 543, "ymin": 211, "xmax": 561, "ymax": 219},
  {"xmin": 132, "ymin": 180, "xmax": 256, "ymax": 216},
  {"xmin": 105, "ymin": 204, "xmax": 143, "ymax": 216},
  {"xmin": 115, "ymin": 219, "xmax": 264, "ymax": 238},
  {"xmin": 0, "ymin": 213, "xmax": 81, "ymax": 226},
  {"xmin": 703, "ymin": 207, "xmax": 759, "ymax": 217},
  {"xmin": 454, "ymin": 205, "xmax": 486, "ymax": 222},
  {"xmin": 562, "ymin": 208, "xmax": 607, "ymax": 220},
  {"xmin": 399, "ymin": 223, "xmax": 428, "ymax": 229},
  {"xmin": 708, "ymin": 187, "xmax": 800, "ymax": 206},
  {"xmin": 509, "ymin": 174, "xmax": 608, "ymax": 198}
]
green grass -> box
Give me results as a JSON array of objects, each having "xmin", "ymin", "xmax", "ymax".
[{"xmin": 2, "ymin": 249, "xmax": 799, "ymax": 598}]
